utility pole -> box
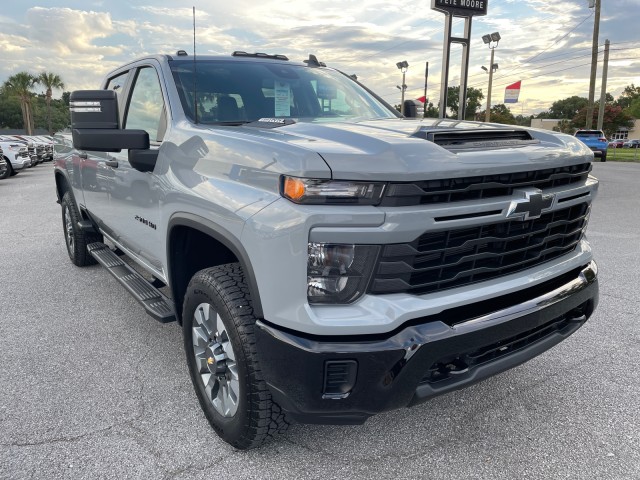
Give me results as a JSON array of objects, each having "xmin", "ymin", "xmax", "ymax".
[
  {"xmin": 597, "ymin": 39, "xmax": 610, "ymax": 131},
  {"xmin": 485, "ymin": 46, "xmax": 496, "ymax": 122},
  {"xmin": 424, "ymin": 62, "xmax": 429, "ymax": 118},
  {"xmin": 586, "ymin": 0, "xmax": 601, "ymax": 129}
]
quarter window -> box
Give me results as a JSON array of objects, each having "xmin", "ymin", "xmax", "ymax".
[{"xmin": 106, "ymin": 71, "xmax": 128, "ymax": 94}]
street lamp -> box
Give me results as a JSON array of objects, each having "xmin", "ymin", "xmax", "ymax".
[
  {"xmin": 396, "ymin": 60, "xmax": 409, "ymax": 115},
  {"xmin": 482, "ymin": 32, "xmax": 500, "ymax": 122}
]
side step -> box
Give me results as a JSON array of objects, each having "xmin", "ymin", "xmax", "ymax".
[{"xmin": 87, "ymin": 242, "xmax": 176, "ymax": 323}]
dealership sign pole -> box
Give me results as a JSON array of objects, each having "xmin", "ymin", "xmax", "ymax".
[{"xmin": 431, "ymin": 0, "xmax": 488, "ymax": 120}]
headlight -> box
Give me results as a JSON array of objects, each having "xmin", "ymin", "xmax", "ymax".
[
  {"xmin": 281, "ymin": 176, "xmax": 385, "ymax": 205},
  {"xmin": 307, "ymin": 243, "xmax": 380, "ymax": 304}
]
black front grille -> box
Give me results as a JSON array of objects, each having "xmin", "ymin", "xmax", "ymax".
[
  {"xmin": 369, "ymin": 202, "xmax": 589, "ymax": 295},
  {"xmin": 380, "ymin": 163, "xmax": 591, "ymax": 207}
]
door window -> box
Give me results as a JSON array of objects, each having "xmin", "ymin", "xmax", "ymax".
[{"xmin": 125, "ymin": 67, "xmax": 166, "ymax": 142}]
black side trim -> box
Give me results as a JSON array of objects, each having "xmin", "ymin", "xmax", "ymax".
[{"xmin": 167, "ymin": 213, "xmax": 264, "ymax": 319}]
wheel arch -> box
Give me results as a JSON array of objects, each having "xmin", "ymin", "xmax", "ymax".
[
  {"xmin": 54, "ymin": 169, "xmax": 71, "ymax": 203},
  {"xmin": 167, "ymin": 213, "xmax": 264, "ymax": 323}
]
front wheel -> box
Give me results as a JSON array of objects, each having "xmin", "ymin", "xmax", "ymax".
[
  {"xmin": 183, "ymin": 264, "xmax": 289, "ymax": 449},
  {"xmin": 5, "ymin": 159, "xmax": 16, "ymax": 176},
  {"xmin": 0, "ymin": 161, "xmax": 9, "ymax": 180}
]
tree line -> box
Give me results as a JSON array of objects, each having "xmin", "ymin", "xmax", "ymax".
[
  {"xmin": 398, "ymin": 84, "xmax": 640, "ymax": 137},
  {"xmin": 6, "ymin": 69, "xmax": 640, "ymax": 137},
  {"xmin": 0, "ymin": 71, "xmax": 68, "ymax": 135}
]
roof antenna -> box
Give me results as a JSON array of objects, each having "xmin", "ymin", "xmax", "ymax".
[{"xmin": 193, "ymin": 6, "xmax": 198, "ymax": 124}]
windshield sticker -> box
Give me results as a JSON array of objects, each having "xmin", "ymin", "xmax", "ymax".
[{"xmin": 274, "ymin": 82, "xmax": 291, "ymax": 117}]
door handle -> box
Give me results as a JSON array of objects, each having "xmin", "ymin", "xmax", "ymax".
[
  {"xmin": 79, "ymin": 152, "xmax": 88, "ymax": 159},
  {"xmin": 105, "ymin": 160, "xmax": 119, "ymax": 168}
]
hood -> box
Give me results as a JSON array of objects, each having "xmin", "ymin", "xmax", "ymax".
[{"xmin": 235, "ymin": 117, "xmax": 592, "ymax": 182}]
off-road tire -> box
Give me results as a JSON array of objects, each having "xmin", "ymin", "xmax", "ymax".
[
  {"xmin": 5, "ymin": 158, "xmax": 16, "ymax": 176},
  {"xmin": 183, "ymin": 264, "xmax": 289, "ymax": 449},
  {"xmin": 61, "ymin": 191, "xmax": 101, "ymax": 266},
  {"xmin": 0, "ymin": 161, "xmax": 9, "ymax": 180}
]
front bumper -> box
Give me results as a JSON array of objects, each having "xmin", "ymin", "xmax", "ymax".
[
  {"xmin": 256, "ymin": 262, "xmax": 598, "ymax": 425},
  {"xmin": 11, "ymin": 158, "xmax": 28, "ymax": 171}
]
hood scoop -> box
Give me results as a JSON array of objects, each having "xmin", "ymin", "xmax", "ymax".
[{"xmin": 413, "ymin": 128, "xmax": 539, "ymax": 152}]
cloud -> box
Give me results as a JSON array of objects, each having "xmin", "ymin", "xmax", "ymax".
[
  {"xmin": 134, "ymin": 6, "xmax": 210, "ymax": 19},
  {"xmin": 0, "ymin": 0, "xmax": 638, "ymax": 116},
  {"xmin": 26, "ymin": 7, "xmax": 122, "ymax": 56},
  {"xmin": 0, "ymin": 7, "xmax": 133, "ymax": 92}
]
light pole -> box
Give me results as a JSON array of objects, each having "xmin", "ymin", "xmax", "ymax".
[
  {"xmin": 396, "ymin": 60, "xmax": 409, "ymax": 115},
  {"xmin": 482, "ymin": 32, "xmax": 500, "ymax": 122},
  {"xmin": 586, "ymin": 0, "xmax": 601, "ymax": 129}
]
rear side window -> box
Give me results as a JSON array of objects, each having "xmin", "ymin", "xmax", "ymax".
[{"xmin": 575, "ymin": 130, "xmax": 604, "ymax": 137}]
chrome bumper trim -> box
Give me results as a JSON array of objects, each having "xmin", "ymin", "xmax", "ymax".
[{"xmin": 454, "ymin": 261, "xmax": 597, "ymax": 334}]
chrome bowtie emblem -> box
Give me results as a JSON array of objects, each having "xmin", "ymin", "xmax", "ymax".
[{"xmin": 506, "ymin": 188, "xmax": 555, "ymax": 221}]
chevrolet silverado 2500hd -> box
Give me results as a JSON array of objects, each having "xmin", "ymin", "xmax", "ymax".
[{"xmin": 55, "ymin": 51, "xmax": 599, "ymax": 449}]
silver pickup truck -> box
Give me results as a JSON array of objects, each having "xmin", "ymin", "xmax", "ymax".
[{"xmin": 54, "ymin": 51, "xmax": 599, "ymax": 449}]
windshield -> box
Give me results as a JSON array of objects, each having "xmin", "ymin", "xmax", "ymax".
[{"xmin": 170, "ymin": 60, "xmax": 398, "ymax": 124}]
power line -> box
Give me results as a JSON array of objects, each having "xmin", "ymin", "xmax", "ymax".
[
  {"xmin": 487, "ymin": 55, "xmax": 640, "ymax": 91},
  {"xmin": 473, "ymin": 11, "xmax": 595, "ymax": 86},
  {"xmin": 469, "ymin": 46, "xmax": 640, "ymax": 89}
]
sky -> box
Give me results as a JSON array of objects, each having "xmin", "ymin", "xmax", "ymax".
[{"xmin": 0, "ymin": 0, "xmax": 638, "ymax": 115}]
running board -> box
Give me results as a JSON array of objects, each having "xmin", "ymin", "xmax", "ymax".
[{"xmin": 87, "ymin": 242, "xmax": 176, "ymax": 323}]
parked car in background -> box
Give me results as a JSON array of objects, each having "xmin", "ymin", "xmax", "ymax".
[
  {"xmin": 0, "ymin": 149, "xmax": 8, "ymax": 180},
  {"xmin": 0, "ymin": 135, "xmax": 37, "ymax": 167},
  {"xmin": 574, "ymin": 129, "xmax": 607, "ymax": 161},
  {"xmin": 14, "ymin": 135, "xmax": 43, "ymax": 165},
  {"xmin": 32, "ymin": 136, "xmax": 54, "ymax": 161},
  {"xmin": 623, "ymin": 139, "xmax": 640, "ymax": 149},
  {"xmin": 0, "ymin": 140, "xmax": 30, "ymax": 175},
  {"xmin": 608, "ymin": 139, "xmax": 624, "ymax": 149}
]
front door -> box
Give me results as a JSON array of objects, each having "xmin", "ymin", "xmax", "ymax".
[{"xmin": 91, "ymin": 64, "xmax": 168, "ymax": 277}]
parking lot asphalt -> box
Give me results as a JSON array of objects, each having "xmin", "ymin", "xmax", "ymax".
[{"xmin": 0, "ymin": 161, "xmax": 638, "ymax": 479}]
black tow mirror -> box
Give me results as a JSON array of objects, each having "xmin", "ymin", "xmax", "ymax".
[
  {"xmin": 70, "ymin": 90, "xmax": 150, "ymax": 153},
  {"xmin": 403, "ymin": 99, "xmax": 424, "ymax": 118}
]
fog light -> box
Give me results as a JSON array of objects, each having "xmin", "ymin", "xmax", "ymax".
[{"xmin": 323, "ymin": 360, "xmax": 358, "ymax": 399}]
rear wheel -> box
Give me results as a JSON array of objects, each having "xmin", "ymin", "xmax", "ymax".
[
  {"xmin": 601, "ymin": 152, "xmax": 607, "ymax": 162},
  {"xmin": 61, "ymin": 191, "xmax": 101, "ymax": 266},
  {"xmin": 183, "ymin": 264, "xmax": 289, "ymax": 449}
]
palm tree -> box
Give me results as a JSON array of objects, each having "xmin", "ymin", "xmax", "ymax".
[
  {"xmin": 39, "ymin": 72, "xmax": 65, "ymax": 135},
  {"xmin": 3, "ymin": 72, "xmax": 39, "ymax": 135}
]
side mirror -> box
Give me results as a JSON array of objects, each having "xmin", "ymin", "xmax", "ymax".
[
  {"xmin": 70, "ymin": 90, "xmax": 149, "ymax": 152},
  {"xmin": 403, "ymin": 99, "xmax": 424, "ymax": 118}
]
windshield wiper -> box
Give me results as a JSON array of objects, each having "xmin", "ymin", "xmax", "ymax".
[{"xmin": 208, "ymin": 121, "xmax": 252, "ymax": 126}]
